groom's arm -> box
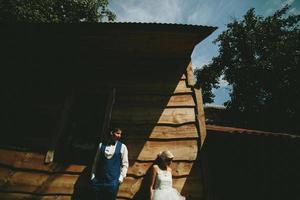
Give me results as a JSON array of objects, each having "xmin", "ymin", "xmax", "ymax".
[
  {"xmin": 119, "ymin": 144, "xmax": 129, "ymax": 183},
  {"xmin": 91, "ymin": 143, "xmax": 102, "ymax": 180}
]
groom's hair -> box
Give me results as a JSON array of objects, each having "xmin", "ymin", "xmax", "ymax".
[{"xmin": 110, "ymin": 128, "xmax": 122, "ymax": 134}]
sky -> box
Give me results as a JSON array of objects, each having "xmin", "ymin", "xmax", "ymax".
[{"xmin": 108, "ymin": 0, "xmax": 300, "ymax": 105}]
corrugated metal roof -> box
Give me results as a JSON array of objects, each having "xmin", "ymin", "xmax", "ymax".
[
  {"xmin": 0, "ymin": 22, "xmax": 217, "ymax": 34},
  {"xmin": 1, "ymin": 22, "xmax": 217, "ymax": 72},
  {"xmin": 100, "ymin": 21, "xmax": 217, "ymax": 30}
]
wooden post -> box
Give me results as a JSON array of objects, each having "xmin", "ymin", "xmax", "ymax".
[
  {"xmin": 100, "ymin": 88, "xmax": 116, "ymax": 142},
  {"xmin": 194, "ymin": 87, "xmax": 207, "ymax": 148},
  {"xmin": 186, "ymin": 61, "xmax": 210, "ymax": 199},
  {"xmin": 186, "ymin": 61, "xmax": 206, "ymax": 148},
  {"xmin": 44, "ymin": 93, "xmax": 73, "ymax": 164}
]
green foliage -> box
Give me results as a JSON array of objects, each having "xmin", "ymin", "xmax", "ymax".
[
  {"xmin": 0, "ymin": 0, "xmax": 116, "ymax": 22},
  {"xmin": 194, "ymin": 64, "xmax": 222, "ymax": 103},
  {"xmin": 195, "ymin": 5, "xmax": 300, "ymax": 132}
]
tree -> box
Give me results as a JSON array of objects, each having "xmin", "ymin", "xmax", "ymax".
[
  {"xmin": 0, "ymin": 0, "xmax": 116, "ymax": 22},
  {"xmin": 195, "ymin": 5, "xmax": 300, "ymax": 132},
  {"xmin": 194, "ymin": 64, "xmax": 222, "ymax": 104}
]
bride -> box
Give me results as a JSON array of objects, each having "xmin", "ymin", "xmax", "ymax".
[{"xmin": 149, "ymin": 150, "xmax": 185, "ymax": 200}]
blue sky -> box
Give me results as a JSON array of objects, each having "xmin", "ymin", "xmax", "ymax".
[{"xmin": 108, "ymin": 0, "xmax": 300, "ymax": 105}]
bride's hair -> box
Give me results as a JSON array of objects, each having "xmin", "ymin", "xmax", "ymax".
[{"xmin": 157, "ymin": 150, "xmax": 174, "ymax": 161}]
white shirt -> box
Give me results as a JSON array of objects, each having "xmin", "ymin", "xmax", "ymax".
[{"xmin": 91, "ymin": 141, "xmax": 129, "ymax": 183}]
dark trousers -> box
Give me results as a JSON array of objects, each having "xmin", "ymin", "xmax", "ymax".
[{"xmin": 91, "ymin": 178, "xmax": 120, "ymax": 200}]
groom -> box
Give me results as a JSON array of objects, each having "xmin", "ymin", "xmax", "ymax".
[{"xmin": 91, "ymin": 128, "xmax": 129, "ymax": 200}]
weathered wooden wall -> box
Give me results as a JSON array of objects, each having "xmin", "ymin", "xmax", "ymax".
[
  {"xmin": 110, "ymin": 64, "xmax": 204, "ymax": 199},
  {"xmin": 0, "ymin": 64, "xmax": 206, "ymax": 200},
  {"xmin": 0, "ymin": 148, "xmax": 83, "ymax": 200}
]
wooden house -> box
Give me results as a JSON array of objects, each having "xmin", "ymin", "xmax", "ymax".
[{"xmin": 0, "ymin": 23, "xmax": 216, "ymax": 200}]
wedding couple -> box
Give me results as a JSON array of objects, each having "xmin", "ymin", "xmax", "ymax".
[{"xmin": 90, "ymin": 128, "xmax": 185, "ymax": 200}]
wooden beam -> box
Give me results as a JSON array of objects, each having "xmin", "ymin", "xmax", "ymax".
[
  {"xmin": 194, "ymin": 88, "xmax": 207, "ymax": 148},
  {"xmin": 186, "ymin": 62, "xmax": 195, "ymax": 87},
  {"xmin": 100, "ymin": 88, "xmax": 116, "ymax": 142}
]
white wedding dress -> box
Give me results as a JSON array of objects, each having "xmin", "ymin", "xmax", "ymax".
[{"xmin": 153, "ymin": 169, "xmax": 185, "ymax": 200}]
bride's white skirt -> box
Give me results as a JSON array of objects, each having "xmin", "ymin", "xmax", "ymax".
[{"xmin": 153, "ymin": 187, "xmax": 185, "ymax": 200}]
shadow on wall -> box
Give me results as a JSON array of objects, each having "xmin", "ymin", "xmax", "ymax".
[
  {"xmin": 70, "ymin": 65, "xmax": 186, "ymax": 199},
  {"xmin": 71, "ymin": 161, "xmax": 155, "ymax": 200},
  {"xmin": 131, "ymin": 160, "xmax": 157, "ymax": 200},
  {"xmin": 72, "ymin": 166, "xmax": 96, "ymax": 200}
]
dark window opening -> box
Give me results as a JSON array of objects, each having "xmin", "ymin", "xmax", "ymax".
[{"xmin": 55, "ymin": 90, "xmax": 108, "ymax": 165}]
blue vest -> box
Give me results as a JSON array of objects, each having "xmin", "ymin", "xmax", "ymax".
[{"xmin": 95, "ymin": 141, "xmax": 122, "ymax": 183}]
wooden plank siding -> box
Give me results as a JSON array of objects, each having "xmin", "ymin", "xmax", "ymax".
[
  {"xmin": 0, "ymin": 193, "xmax": 72, "ymax": 200},
  {"xmin": 0, "ymin": 149, "xmax": 85, "ymax": 174},
  {"xmin": 114, "ymin": 94, "xmax": 195, "ymax": 108},
  {"xmin": 112, "ymin": 107, "xmax": 196, "ymax": 125},
  {"xmin": 85, "ymin": 79, "xmax": 193, "ymax": 96},
  {"xmin": 122, "ymin": 124, "xmax": 199, "ymax": 140},
  {"xmin": 129, "ymin": 140, "xmax": 198, "ymax": 161},
  {"xmin": 110, "ymin": 64, "xmax": 205, "ymax": 199},
  {"xmin": 0, "ymin": 65, "xmax": 206, "ymax": 200}
]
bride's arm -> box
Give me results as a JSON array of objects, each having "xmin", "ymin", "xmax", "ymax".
[{"xmin": 149, "ymin": 165, "xmax": 157, "ymax": 200}]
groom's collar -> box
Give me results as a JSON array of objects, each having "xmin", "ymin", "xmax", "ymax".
[{"xmin": 107, "ymin": 140, "xmax": 117, "ymax": 146}]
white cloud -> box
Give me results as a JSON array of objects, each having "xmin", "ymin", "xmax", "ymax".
[
  {"xmin": 263, "ymin": 0, "xmax": 298, "ymax": 15},
  {"xmin": 111, "ymin": 0, "xmax": 240, "ymax": 26},
  {"xmin": 218, "ymin": 75, "xmax": 229, "ymax": 87},
  {"xmin": 191, "ymin": 53, "xmax": 212, "ymax": 69},
  {"xmin": 186, "ymin": 0, "xmax": 239, "ymax": 26},
  {"xmin": 111, "ymin": 0, "xmax": 184, "ymax": 23},
  {"xmin": 263, "ymin": 0, "xmax": 280, "ymax": 15},
  {"xmin": 288, "ymin": 7, "xmax": 300, "ymax": 15},
  {"xmin": 282, "ymin": 0, "xmax": 295, "ymax": 7},
  {"xmin": 212, "ymin": 85, "xmax": 231, "ymax": 105},
  {"xmin": 186, "ymin": 3, "xmax": 214, "ymax": 25}
]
